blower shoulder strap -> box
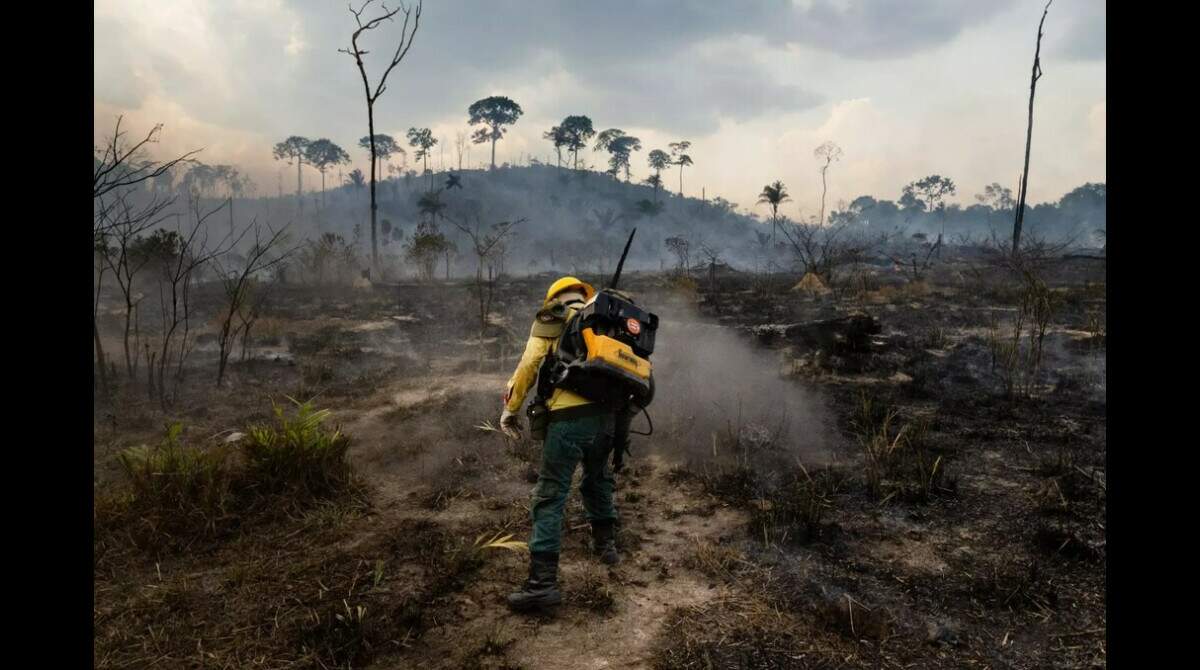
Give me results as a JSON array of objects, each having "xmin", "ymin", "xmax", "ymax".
[
  {"xmin": 533, "ymin": 303, "xmax": 579, "ymax": 400},
  {"xmin": 530, "ymin": 299, "xmax": 570, "ymax": 338}
]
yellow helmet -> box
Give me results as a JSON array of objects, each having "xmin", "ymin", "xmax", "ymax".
[{"xmin": 545, "ymin": 276, "xmax": 595, "ymax": 303}]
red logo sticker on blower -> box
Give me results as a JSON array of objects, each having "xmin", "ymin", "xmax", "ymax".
[{"xmin": 626, "ymin": 318, "xmax": 641, "ymax": 335}]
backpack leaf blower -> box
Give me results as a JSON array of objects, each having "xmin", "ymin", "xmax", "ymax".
[{"xmin": 549, "ymin": 228, "xmax": 659, "ymax": 409}]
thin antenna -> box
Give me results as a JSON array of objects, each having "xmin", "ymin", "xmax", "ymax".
[{"xmin": 609, "ymin": 228, "xmax": 637, "ymax": 290}]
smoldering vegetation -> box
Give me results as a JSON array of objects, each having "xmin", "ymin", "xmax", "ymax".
[
  {"xmin": 99, "ymin": 120, "xmax": 1105, "ymax": 285},
  {"xmin": 652, "ymin": 314, "xmax": 834, "ymax": 463},
  {"xmin": 94, "ymin": 122, "xmax": 1104, "ymax": 669},
  {"xmin": 108, "ymin": 161, "xmax": 1106, "ymax": 282},
  {"xmin": 92, "ymin": 260, "xmax": 1106, "ymax": 669}
]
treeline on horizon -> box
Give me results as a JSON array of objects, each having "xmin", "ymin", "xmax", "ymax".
[
  {"xmin": 97, "ymin": 91, "xmax": 1105, "ymax": 279},
  {"xmin": 122, "ymin": 154, "xmax": 1106, "ymax": 266}
]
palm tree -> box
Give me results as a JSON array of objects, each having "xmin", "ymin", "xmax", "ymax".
[
  {"xmin": 669, "ymin": 141, "xmax": 693, "ymax": 196},
  {"xmin": 467, "ymin": 95, "xmax": 523, "ymax": 169},
  {"xmin": 272, "ymin": 136, "xmax": 311, "ymax": 211},
  {"xmin": 560, "ymin": 115, "xmax": 595, "ymax": 170},
  {"xmin": 306, "ymin": 139, "xmax": 351, "ymax": 209},
  {"xmin": 757, "ymin": 181, "xmax": 791, "ymax": 246},
  {"xmin": 417, "ymin": 189, "xmax": 447, "ymax": 223},
  {"xmin": 543, "ymin": 125, "xmax": 568, "ymax": 169},
  {"xmin": 345, "ymin": 169, "xmax": 367, "ymax": 190},
  {"xmin": 594, "ymin": 129, "xmax": 642, "ymax": 181},
  {"xmin": 214, "ymin": 165, "xmax": 246, "ymax": 233},
  {"xmin": 674, "ymin": 154, "xmax": 693, "ymax": 195},
  {"xmin": 643, "ymin": 173, "xmax": 664, "ymax": 202},
  {"xmin": 407, "ymin": 127, "xmax": 438, "ymax": 191},
  {"xmin": 647, "ymin": 150, "xmax": 671, "ymax": 203}
]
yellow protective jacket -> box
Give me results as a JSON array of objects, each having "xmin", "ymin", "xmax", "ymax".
[{"xmin": 503, "ymin": 303, "xmax": 590, "ymax": 414}]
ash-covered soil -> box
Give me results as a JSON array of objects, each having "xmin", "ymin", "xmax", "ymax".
[{"xmin": 94, "ymin": 258, "xmax": 1106, "ymax": 669}]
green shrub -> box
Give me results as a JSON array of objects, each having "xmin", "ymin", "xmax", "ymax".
[
  {"xmin": 97, "ymin": 400, "xmax": 360, "ymax": 557},
  {"xmin": 114, "ymin": 422, "xmax": 233, "ymax": 531},
  {"xmin": 243, "ymin": 396, "xmax": 353, "ymax": 499}
]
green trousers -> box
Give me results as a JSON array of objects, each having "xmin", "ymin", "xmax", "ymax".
[{"xmin": 529, "ymin": 412, "xmax": 618, "ymax": 555}]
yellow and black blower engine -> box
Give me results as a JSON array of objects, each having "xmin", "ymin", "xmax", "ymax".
[
  {"xmin": 545, "ymin": 228, "xmax": 657, "ymax": 409},
  {"xmin": 551, "ymin": 288, "xmax": 657, "ymax": 407}
]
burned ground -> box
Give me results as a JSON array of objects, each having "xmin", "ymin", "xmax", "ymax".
[{"xmin": 94, "ymin": 257, "xmax": 1105, "ymax": 669}]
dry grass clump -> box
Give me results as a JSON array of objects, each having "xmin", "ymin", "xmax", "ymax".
[
  {"xmin": 746, "ymin": 465, "xmax": 843, "ymax": 545},
  {"xmin": 679, "ymin": 418, "xmax": 844, "ymax": 546},
  {"xmin": 687, "ymin": 458, "xmax": 843, "ymax": 546},
  {"xmin": 984, "ymin": 270, "xmax": 1062, "ymax": 397},
  {"xmin": 922, "ymin": 323, "xmax": 950, "ymax": 349},
  {"xmin": 651, "ymin": 594, "xmax": 808, "ymax": 669},
  {"xmin": 95, "ymin": 514, "xmax": 527, "ymax": 669},
  {"xmin": 966, "ymin": 558, "xmax": 1061, "ymax": 614},
  {"xmin": 456, "ymin": 627, "xmax": 524, "ymax": 670},
  {"xmin": 1031, "ymin": 443, "xmax": 1105, "ymax": 525},
  {"xmin": 683, "ymin": 536, "xmax": 748, "ymax": 580},
  {"xmin": 667, "ymin": 274, "xmax": 699, "ymax": 296},
  {"xmin": 567, "ymin": 563, "xmax": 616, "ymax": 613},
  {"xmin": 852, "ymin": 392, "xmax": 954, "ymax": 503}
]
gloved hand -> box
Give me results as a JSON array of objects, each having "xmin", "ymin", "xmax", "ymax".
[{"xmin": 500, "ymin": 408, "xmax": 523, "ymax": 440}]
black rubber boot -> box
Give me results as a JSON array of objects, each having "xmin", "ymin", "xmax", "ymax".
[
  {"xmin": 507, "ymin": 551, "xmax": 562, "ymax": 612},
  {"xmin": 591, "ymin": 519, "xmax": 620, "ymax": 565}
]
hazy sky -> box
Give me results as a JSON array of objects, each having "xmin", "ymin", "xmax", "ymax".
[{"xmin": 94, "ymin": 0, "xmax": 1105, "ymax": 216}]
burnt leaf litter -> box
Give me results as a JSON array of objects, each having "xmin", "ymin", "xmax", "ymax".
[{"xmin": 95, "ymin": 259, "xmax": 1105, "ymax": 669}]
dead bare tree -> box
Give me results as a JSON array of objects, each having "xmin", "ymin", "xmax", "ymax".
[
  {"xmin": 697, "ymin": 241, "xmax": 724, "ymax": 290},
  {"xmin": 814, "ymin": 141, "xmax": 843, "ymax": 227},
  {"xmin": 96, "ymin": 192, "xmax": 175, "ymax": 381},
  {"xmin": 236, "ymin": 278, "xmax": 277, "ymax": 364},
  {"xmin": 883, "ymin": 232, "xmax": 940, "ymax": 282},
  {"xmin": 94, "ymin": 241, "xmax": 113, "ymax": 393},
  {"xmin": 450, "ymin": 215, "xmax": 523, "ymax": 333},
  {"xmin": 984, "ymin": 229, "xmax": 1072, "ymax": 276},
  {"xmin": 93, "ymin": 117, "xmax": 197, "ymax": 396},
  {"xmin": 665, "ymin": 236, "xmax": 691, "ymax": 277},
  {"xmin": 93, "ymin": 116, "xmax": 199, "ymax": 203},
  {"xmin": 448, "ymin": 214, "xmax": 522, "ymax": 370},
  {"xmin": 1012, "ymin": 0, "xmax": 1053, "ymax": 257},
  {"xmin": 778, "ymin": 215, "xmax": 866, "ymax": 285},
  {"xmin": 341, "ymin": 0, "xmax": 423, "ymax": 273},
  {"xmin": 211, "ymin": 222, "xmax": 294, "ymax": 386},
  {"xmin": 454, "ymin": 130, "xmax": 467, "ymax": 170},
  {"xmin": 150, "ymin": 198, "xmax": 234, "ymax": 408}
]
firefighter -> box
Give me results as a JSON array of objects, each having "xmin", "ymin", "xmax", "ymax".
[{"xmin": 500, "ymin": 276, "xmax": 623, "ymax": 612}]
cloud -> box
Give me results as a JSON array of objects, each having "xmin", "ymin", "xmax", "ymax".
[
  {"xmin": 1086, "ymin": 100, "xmax": 1105, "ymax": 163},
  {"xmin": 1050, "ymin": 0, "xmax": 1105, "ymax": 61},
  {"xmin": 533, "ymin": 38, "xmax": 823, "ymax": 137},
  {"xmin": 771, "ymin": 0, "xmax": 1016, "ymax": 58},
  {"xmin": 96, "ymin": 1, "xmax": 1009, "ymax": 143},
  {"xmin": 94, "ymin": 16, "xmax": 152, "ymax": 109},
  {"xmin": 94, "ymin": 1, "xmax": 1104, "ymax": 210}
]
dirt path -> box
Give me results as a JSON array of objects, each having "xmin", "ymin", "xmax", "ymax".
[
  {"xmin": 315, "ymin": 365, "xmax": 754, "ymax": 668},
  {"xmin": 350, "ymin": 425, "xmax": 748, "ymax": 669},
  {"xmin": 499, "ymin": 453, "xmax": 745, "ymax": 670}
]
